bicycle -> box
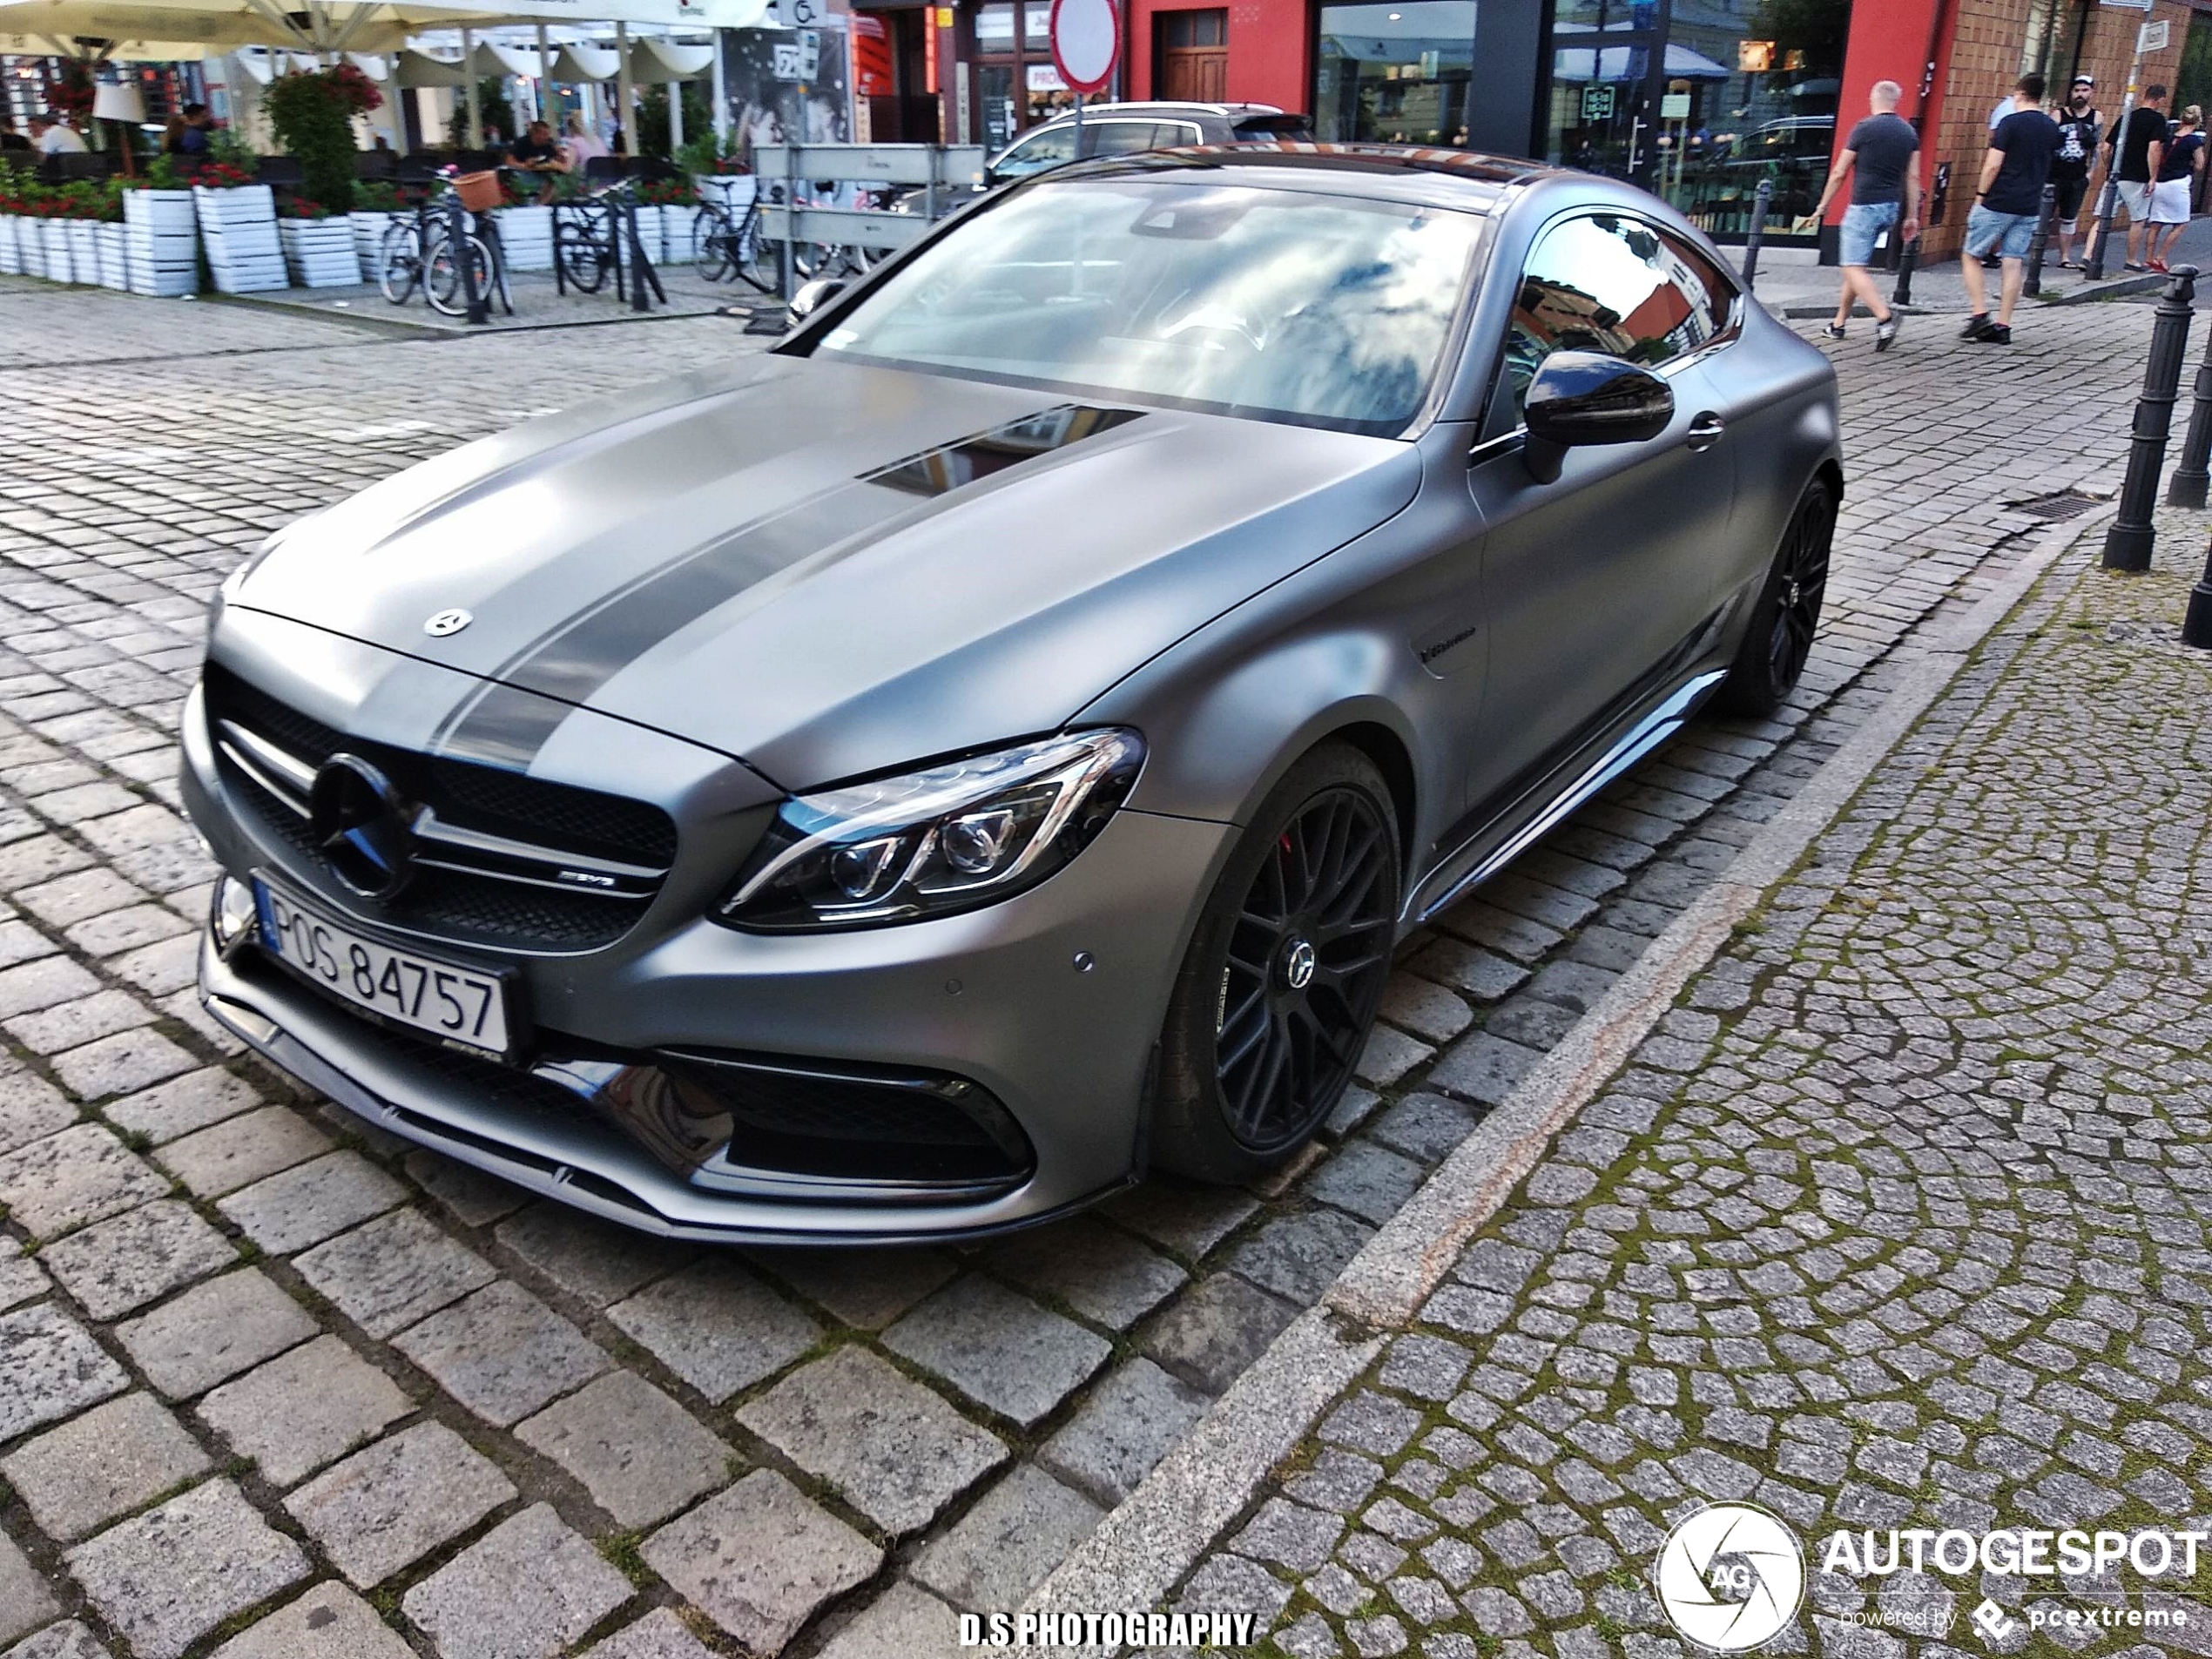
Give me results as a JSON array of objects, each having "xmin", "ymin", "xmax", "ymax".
[
  {"xmin": 690, "ymin": 176, "xmax": 779, "ymax": 292},
  {"xmin": 550, "ymin": 178, "xmax": 666, "ymax": 308},
  {"xmin": 377, "ymin": 171, "xmax": 512, "ymax": 317}
]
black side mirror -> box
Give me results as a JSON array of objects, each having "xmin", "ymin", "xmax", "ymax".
[
  {"xmin": 1520, "ymin": 350, "xmax": 1676, "ymax": 484},
  {"xmin": 789, "ymin": 278, "xmax": 846, "ymax": 321}
]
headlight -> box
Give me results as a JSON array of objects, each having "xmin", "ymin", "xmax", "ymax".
[{"xmin": 717, "ymin": 729, "xmax": 1143, "ymax": 932}]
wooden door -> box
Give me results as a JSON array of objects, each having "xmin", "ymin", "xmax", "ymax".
[{"xmin": 1157, "ymin": 10, "xmax": 1228, "ymax": 104}]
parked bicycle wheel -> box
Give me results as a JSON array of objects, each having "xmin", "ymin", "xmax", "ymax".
[
  {"xmin": 691, "ymin": 206, "xmax": 734, "ymax": 283},
  {"xmin": 425, "ymin": 232, "xmax": 496, "ymax": 317},
  {"xmin": 735, "ymin": 218, "xmax": 780, "ymax": 293},
  {"xmin": 377, "ymin": 222, "xmax": 421, "ymax": 305},
  {"xmin": 555, "ymin": 215, "xmax": 609, "ymax": 294}
]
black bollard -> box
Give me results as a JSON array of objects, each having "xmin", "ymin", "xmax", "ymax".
[
  {"xmin": 2085, "ymin": 178, "xmax": 2120, "ymax": 280},
  {"xmin": 2023, "ymin": 182, "xmax": 2057, "ymax": 299},
  {"xmin": 450, "ymin": 192, "xmax": 487, "ymax": 327},
  {"xmin": 2103, "ymin": 265, "xmax": 2199, "ymax": 571},
  {"xmin": 1892, "ymin": 234, "xmax": 1919, "ymax": 307},
  {"xmin": 2182, "ymin": 541, "xmax": 2212, "ymax": 644},
  {"xmin": 1739, "ymin": 178, "xmax": 1773, "ymax": 290},
  {"xmin": 2168, "ymin": 323, "xmax": 2212, "ymax": 509}
]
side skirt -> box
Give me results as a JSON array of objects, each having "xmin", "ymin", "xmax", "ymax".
[{"xmin": 1406, "ymin": 664, "xmax": 1729, "ymax": 928}]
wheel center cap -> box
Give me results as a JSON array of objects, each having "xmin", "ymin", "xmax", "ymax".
[
  {"xmin": 1785, "ymin": 579, "xmax": 1801, "ymax": 607},
  {"xmin": 1278, "ymin": 936, "xmax": 1318, "ymax": 992}
]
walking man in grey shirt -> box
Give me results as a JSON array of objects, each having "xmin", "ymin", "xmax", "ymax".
[{"xmin": 1803, "ymin": 79, "xmax": 1922, "ymax": 351}]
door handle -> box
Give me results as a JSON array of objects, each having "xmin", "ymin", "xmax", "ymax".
[{"xmin": 1685, "ymin": 412, "xmax": 1726, "ymax": 453}]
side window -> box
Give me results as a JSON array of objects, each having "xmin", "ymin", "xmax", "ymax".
[
  {"xmin": 1152, "ymin": 121, "xmax": 1204, "ymax": 148},
  {"xmin": 1495, "ymin": 212, "xmax": 1731, "ymax": 423},
  {"xmin": 1082, "ymin": 121, "xmax": 1164, "ymax": 159},
  {"xmin": 994, "ymin": 125, "xmax": 1076, "ymax": 180}
]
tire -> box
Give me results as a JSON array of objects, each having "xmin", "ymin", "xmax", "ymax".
[
  {"xmin": 376, "ymin": 224, "xmax": 419, "ymax": 305},
  {"xmin": 1151, "ymin": 742, "xmax": 1401, "ymax": 1184},
  {"xmin": 692, "ymin": 207, "xmax": 732, "ymax": 283},
  {"xmin": 425, "ymin": 233, "xmax": 493, "ymax": 317},
  {"xmin": 556, "ymin": 219, "xmax": 607, "ymax": 294},
  {"xmin": 1716, "ymin": 475, "xmax": 1834, "ymax": 717},
  {"xmin": 736, "ymin": 219, "xmax": 779, "ymax": 293}
]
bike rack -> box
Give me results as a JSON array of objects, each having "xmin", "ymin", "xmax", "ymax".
[{"xmin": 752, "ymin": 143, "xmax": 987, "ymax": 300}]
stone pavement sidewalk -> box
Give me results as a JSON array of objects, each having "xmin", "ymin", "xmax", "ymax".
[
  {"xmin": 0, "ymin": 274, "xmax": 2193, "ymax": 1659},
  {"xmin": 1151, "ymin": 509, "xmax": 2212, "ymax": 1656}
]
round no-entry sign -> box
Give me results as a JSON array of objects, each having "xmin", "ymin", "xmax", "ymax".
[{"xmin": 1049, "ymin": 0, "xmax": 1118, "ymax": 96}]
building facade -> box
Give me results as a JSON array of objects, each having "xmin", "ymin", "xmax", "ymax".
[{"xmin": 849, "ymin": 0, "xmax": 2202, "ymax": 258}]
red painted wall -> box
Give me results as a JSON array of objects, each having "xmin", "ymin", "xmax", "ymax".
[
  {"xmin": 1123, "ymin": 0, "xmax": 1311, "ymax": 111},
  {"xmin": 1827, "ymin": 0, "xmax": 1951, "ymax": 226}
]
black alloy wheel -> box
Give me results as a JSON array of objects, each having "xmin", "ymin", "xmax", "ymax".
[
  {"xmin": 1155, "ymin": 742, "xmax": 1400, "ymax": 1182},
  {"xmin": 1718, "ymin": 477, "xmax": 1834, "ymax": 714}
]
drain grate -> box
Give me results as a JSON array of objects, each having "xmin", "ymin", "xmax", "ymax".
[{"xmin": 2005, "ymin": 487, "xmax": 2102, "ymax": 521}]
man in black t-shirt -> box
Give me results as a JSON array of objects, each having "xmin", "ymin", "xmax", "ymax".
[
  {"xmin": 508, "ymin": 121, "xmax": 570, "ymax": 203},
  {"xmin": 1961, "ymin": 73, "xmax": 2060, "ymax": 344},
  {"xmin": 1802, "ymin": 79, "xmax": 1921, "ymax": 349},
  {"xmin": 2050, "ymin": 75, "xmax": 2101, "ymax": 266},
  {"xmin": 2107, "ymin": 84, "xmax": 2170, "ymax": 270}
]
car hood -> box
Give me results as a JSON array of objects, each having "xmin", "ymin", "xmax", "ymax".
[{"xmin": 231, "ymin": 354, "xmax": 1417, "ymax": 791}]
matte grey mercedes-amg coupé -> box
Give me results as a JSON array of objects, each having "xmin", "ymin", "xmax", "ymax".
[{"xmin": 183, "ymin": 145, "xmax": 1841, "ymax": 1243}]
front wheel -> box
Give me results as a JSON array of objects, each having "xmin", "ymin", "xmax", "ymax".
[
  {"xmin": 692, "ymin": 207, "xmax": 733, "ymax": 282},
  {"xmin": 376, "ymin": 223, "xmax": 420, "ymax": 305},
  {"xmin": 1151, "ymin": 742, "xmax": 1401, "ymax": 1184},
  {"xmin": 1716, "ymin": 475, "xmax": 1834, "ymax": 715}
]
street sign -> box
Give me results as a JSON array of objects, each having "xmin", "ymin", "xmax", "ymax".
[
  {"xmin": 1049, "ymin": 0, "xmax": 1118, "ymax": 96},
  {"xmin": 2141, "ymin": 17, "xmax": 2170, "ymax": 50},
  {"xmin": 2101, "ymin": 0, "xmax": 2150, "ymax": 10}
]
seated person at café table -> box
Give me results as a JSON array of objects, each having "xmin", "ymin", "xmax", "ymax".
[{"xmin": 508, "ymin": 121, "xmax": 570, "ymax": 200}]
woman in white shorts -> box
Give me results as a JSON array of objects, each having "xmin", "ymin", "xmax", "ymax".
[{"xmin": 2148, "ymin": 105, "xmax": 2206, "ymax": 271}]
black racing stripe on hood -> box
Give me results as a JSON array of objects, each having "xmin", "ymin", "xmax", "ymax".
[{"xmin": 431, "ymin": 404, "xmax": 1146, "ymax": 772}]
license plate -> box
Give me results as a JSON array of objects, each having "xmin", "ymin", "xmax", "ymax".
[{"xmin": 252, "ymin": 877, "xmax": 512, "ymax": 1055}]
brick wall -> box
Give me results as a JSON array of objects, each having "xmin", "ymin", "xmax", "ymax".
[{"xmin": 1919, "ymin": 0, "xmax": 2189, "ymax": 256}]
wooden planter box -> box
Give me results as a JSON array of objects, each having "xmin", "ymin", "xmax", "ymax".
[
  {"xmin": 124, "ymin": 188, "xmax": 199, "ymax": 297},
  {"xmin": 65, "ymin": 219, "xmax": 98, "ymax": 284},
  {"xmin": 94, "ymin": 221, "xmax": 130, "ymax": 290},
  {"xmin": 0, "ymin": 216, "xmax": 18, "ymax": 276},
  {"xmin": 195, "ymin": 184, "xmax": 287, "ymax": 294},
  {"xmin": 280, "ymin": 217, "xmax": 361, "ymax": 287},
  {"xmin": 40, "ymin": 219, "xmax": 73, "ymax": 283},
  {"xmin": 349, "ymin": 210, "xmax": 403, "ymax": 274},
  {"xmin": 494, "ymin": 204, "xmax": 553, "ymax": 273},
  {"xmin": 654, "ymin": 204, "xmax": 693, "ymax": 265},
  {"xmin": 17, "ymin": 216, "xmax": 44, "ymax": 278}
]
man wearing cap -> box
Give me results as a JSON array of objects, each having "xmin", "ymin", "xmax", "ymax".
[
  {"xmin": 2051, "ymin": 74, "xmax": 2102, "ymax": 268},
  {"xmin": 27, "ymin": 112, "xmax": 87, "ymax": 156}
]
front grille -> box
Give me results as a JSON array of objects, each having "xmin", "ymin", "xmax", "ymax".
[
  {"xmin": 205, "ymin": 664, "xmax": 678, "ymax": 954},
  {"xmin": 235, "ymin": 946, "xmax": 1032, "ymax": 1194}
]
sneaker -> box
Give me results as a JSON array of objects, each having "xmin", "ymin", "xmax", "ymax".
[
  {"xmin": 1822, "ymin": 321, "xmax": 1847, "ymax": 340},
  {"xmin": 1960, "ymin": 313, "xmax": 1993, "ymax": 340},
  {"xmin": 1874, "ymin": 315, "xmax": 1900, "ymax": 352},
  {"xmin": 1979, "ymin": 322, "xmax": 2013, "ymax": 345}
]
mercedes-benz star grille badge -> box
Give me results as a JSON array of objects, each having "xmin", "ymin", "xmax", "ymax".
[
  {"xmin": 423, "ymin": 608, "xmax": 472, "ymax": 637},
  {"xmin": 308, "ymin": 754, "xmax": 415, "ymax": 900}
]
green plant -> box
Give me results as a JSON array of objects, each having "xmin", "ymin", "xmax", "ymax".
[
  {"xmin": 263, "ymin": 66, "xmax": 380, "ymax": 213},
  {"xmin": 206, "ymin": 125, "xmax": 257, "ymax": 171},
  {"xmin": 637, "ymin": 83, "xmax": 711, "ymax": 161},
  {"xmin": 674, "ymin": 127, "xmax": 744, "ymax": 177}
]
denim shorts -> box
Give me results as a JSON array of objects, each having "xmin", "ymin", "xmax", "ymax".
[
  {"xmin": 1964, "ymin": 203, "xmax": 2037, "ymax": 260},
  {"xmin": 1839, "ymin": 200, "xmax": 1898, "ymax": 266}
]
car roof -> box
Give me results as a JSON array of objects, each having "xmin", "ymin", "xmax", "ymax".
[
  {"xmin": 1045, "ymin": 142, "xmax": 1556, "ymax": 213},
  {"xmin": 1033, "ymin": 101, "xmax": 1288, "ymax": 122}
]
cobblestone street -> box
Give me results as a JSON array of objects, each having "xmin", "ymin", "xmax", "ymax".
[
  {"xmin": 1184, "ymin": 489, "xmax": 2212, "ymax": 1659},
  {"xmin": 0, "ymin": 276, "xmax": 2188, "ymax": 1659}
]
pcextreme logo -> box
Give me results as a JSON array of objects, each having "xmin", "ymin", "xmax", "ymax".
[{"xmin": 1654, "ymin": 1502, "xmax": 1807, "ymax": 1653}]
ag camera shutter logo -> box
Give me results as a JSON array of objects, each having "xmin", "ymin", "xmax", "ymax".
[{"xmin": 1655, "ymin": 1502, "xmax": 1806, "ymax": 1652}]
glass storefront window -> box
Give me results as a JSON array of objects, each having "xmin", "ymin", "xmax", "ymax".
[
  {"xmin": 981, "ymin": 62, "xmax": 1019, "ymax": 149},
  {"xmin": 1649, "ymin": 0, "xmax": 1847, "ymax": 236},
  {"xmin": 1314, "ymin": 0, "xmax": 1476, "ymax": 145},
  {"xmin": 976, "ymin": 3, "xmax": 1016, "ymax": 49},
  {"xmin": 1023, "ymin": 2, "xmax": 1052, "ymax": 48}
]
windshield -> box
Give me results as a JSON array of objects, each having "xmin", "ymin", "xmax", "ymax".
[{"xmin": 807, "ymin": 178, "xmax": 1482, "ymax": 435}]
